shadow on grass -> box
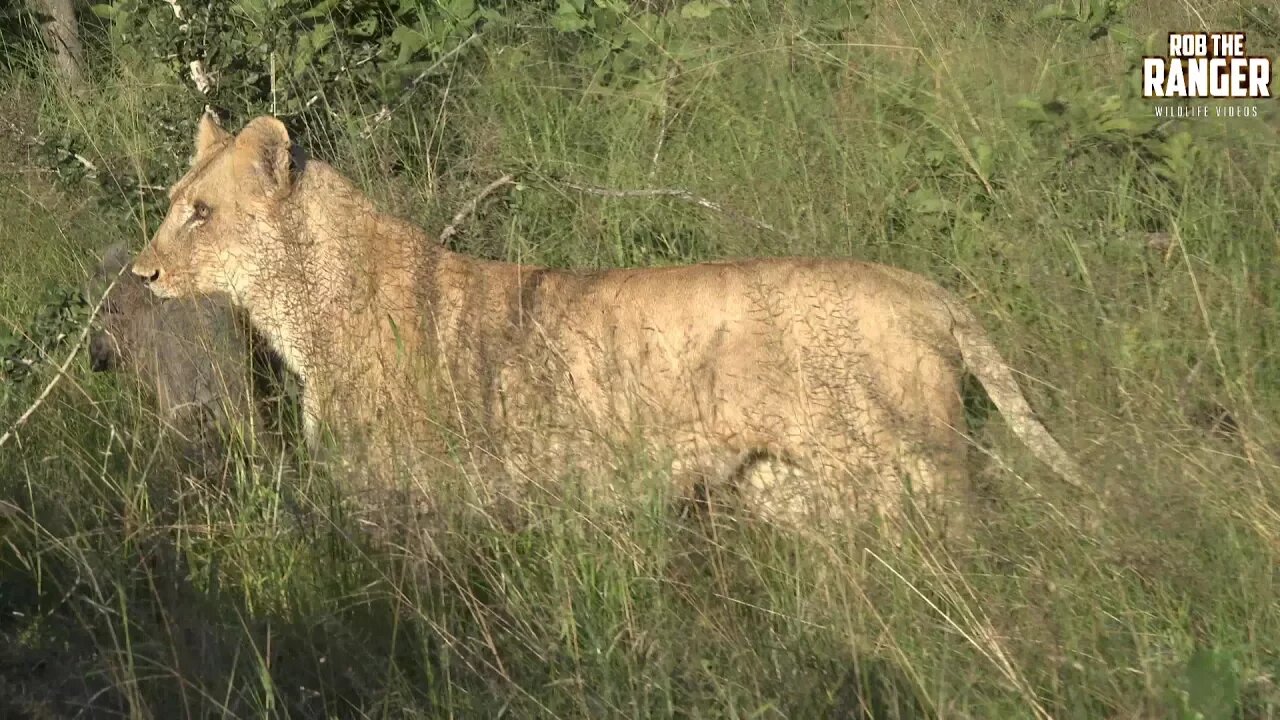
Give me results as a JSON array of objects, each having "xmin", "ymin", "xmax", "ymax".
[{"xmin": 0, "ymin": 469, "xmax": 936, "ymax": 719}]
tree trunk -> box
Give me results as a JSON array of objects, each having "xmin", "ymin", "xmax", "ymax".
[{"xmin": 33, "ymin": 0, "xmax": 84, "ymax": 85}]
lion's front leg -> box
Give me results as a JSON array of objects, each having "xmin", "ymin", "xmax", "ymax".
[{"xmin": 300, "ymin": 389, "xmax": 323, "ymax": 450}]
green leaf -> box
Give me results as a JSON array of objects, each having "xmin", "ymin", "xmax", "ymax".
[
  {"xmin": 1142, "ymin": 31, "xmax": 1163, "ymax": 55},
  {"xmin": 814, "ymin": 17, "xmax": 856, "ymax": 32},
  {"xmin": 667, "ymin": 35, "xmax": 707, "ymax": 62},
  {"xmin": 1015, "ymin": 101, "xmax": 1051, "ymax": 125},
  {"xmin": 628, "ymin": 78, "xmax": 665, "ymax": 106},
  {"xmin": 298, "ymin": 0, "xmax": 341, "ymax": 19},
  {"xmin": 309, "ymin": 22, "xmax": 335, "ymax": 51},
  {"xmin": 1014, "ymin": 97, "xmax": 1044, "ymax": 113},
  {"xmin": 1108, "ymin": 23, "xmax": 1139, "ymax": 52},
  {"xmin": 552, "ymin": 0, "xmax": 591, "ymax": 32},
  {"xmin": 391, "ymin": 24, "xmax": 430, "ymax": 65},
  {"xmin": 88, "ymin": 4, "xmax": 120, "ymax": 19},
  {"xmin": 1096, "ymin": 116, "xmax": 1133, "ymax": 132},
  {"xmin": 442, "ymin": 0, "xmax": 476, "ymax": 19},
  {"xmin": 888, "ymin": 142, "xmax": 909, "ymax": 165},
  {"xmin": 293, "ymin": 22, "xmax": 335, "ymax": 76},
  {"xmin": 579, "ymin": 43, "xmax": 610, "ymax": 67},
  {"xmin": 907, "ymin": 188, "xmax": 951, "ymax": 214},
  {"xmin": 592, "ymin": 5, "xmax": 624, "ymax": 34},
  {"xmin": 1182, "ymin": 648, "xmax": 1240, "ymax": 720},
  {"xmin": 1034, "ymin": 3, "xmax": 1071, "ymax": 20},
  {"xmin": 971, "ymin": 136, "xmax": 994, "ymax": 178},
  {"xmin": 350, "ymin": 16, "xmax": 379, "ymax": 37},
  {"xmin": 233, "ymin": 0, "xmax": 268, "ymax": 17},
  {"xmin": 477, "ymin": 7, "xmax": 508, "ymax": 25},
  {"xmin": 493, "ymin": 45, "xmax": 527, "ymax": 71},
  {"xmin": 681, "ymin": 0, "xmax": 730, "ymax": 19}
]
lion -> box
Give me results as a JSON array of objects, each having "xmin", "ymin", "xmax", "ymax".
[{"xmin": 129, "ymin": 113, "xmax": 1086, "ymax": 530}]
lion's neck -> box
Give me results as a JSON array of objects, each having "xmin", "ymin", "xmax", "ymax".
[{"xmin": 242, "ymin": 165, "xmax": 429, "ymax": 396}]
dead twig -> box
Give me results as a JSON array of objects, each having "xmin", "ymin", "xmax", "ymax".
[
  {"xmin": 559, "ymin": 180, "xmax": 794, "ymax": 242},
  {"xmin": 434, "ymin": 173, "xmax": 791, "ymax": 248},
  {"xmin": 437, "ymin": 174, "xmax": 516, "ymax": 246},
  {"xmin": 404, "ymin": 32, "xmax": 482, "ymax": 96},
  {"xmin": 649, "ymin": 64, "xmax": 678, "ymax": 179},
  {"xmin": 363, "ymin": 32, "xmax": 483, "ymax": 137}
]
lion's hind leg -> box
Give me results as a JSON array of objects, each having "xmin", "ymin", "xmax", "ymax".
[
  {"xmin": 718, "ymin": 437, "xmax": 967, "ymax": 543},
  {"xmin": 677, "ymin": 446, "xmax": 833, "ymax": 532}
]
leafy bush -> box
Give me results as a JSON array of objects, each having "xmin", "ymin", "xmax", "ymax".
[
  {"xmin": 89, "ymin": 0, "xmax": 490, "ymax": 116},
  {"xmin": 0, "ymin": 287, "xmax": 88, "ymax": 403}
]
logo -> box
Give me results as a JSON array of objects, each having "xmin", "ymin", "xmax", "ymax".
[{"xmin": 1142, "ymin": 33, "xmax": 1272, "ymax": 100}]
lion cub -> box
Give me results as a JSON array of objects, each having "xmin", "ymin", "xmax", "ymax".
[{"xmin": 131, "ymin": 113, "xmax": 1086, "ymax": 530}]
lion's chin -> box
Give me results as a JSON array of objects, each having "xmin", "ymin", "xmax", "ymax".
[{"xmin": 142, "ymin": 278, "xmax": 188, "ymax": 300}]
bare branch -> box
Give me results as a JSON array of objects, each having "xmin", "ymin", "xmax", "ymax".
[
  {"xmin": 437, "ymin": 174, "xmax": 515, "ymax": 246},
  {"xmin": 403, "ymin": 32, "xmax": 482, "ymax": 98},
  {"xmin": 364, "ymin": 32, "xmax": 483, "ymax": 137}
]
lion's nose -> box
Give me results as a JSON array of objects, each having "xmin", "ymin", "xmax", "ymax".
[{"xmin": 134, "ymin": 267, "xmax": 161, "ymax": 284}]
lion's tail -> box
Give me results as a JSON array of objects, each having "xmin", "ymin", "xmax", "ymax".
[{"xmin": 946, "ymin": 301, "xmax": 1087, "ymax": 492}]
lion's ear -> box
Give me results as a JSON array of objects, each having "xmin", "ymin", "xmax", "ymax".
[
  {"xmin": 193, "ymin": 112, "xmax": 231, "ymax": 165},
  {"xmin": 233, "ymin": 116, "xmax": 293, "ymax": 199}
]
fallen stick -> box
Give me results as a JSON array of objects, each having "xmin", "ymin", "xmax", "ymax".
[{"xmin": 437, "ymin": 174, "xmax": 516, "ymax": 246}]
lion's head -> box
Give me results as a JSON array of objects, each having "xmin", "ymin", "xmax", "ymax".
[{"xmin": 132, "ymin": 114, "xmax": 297, "ymax": 302}]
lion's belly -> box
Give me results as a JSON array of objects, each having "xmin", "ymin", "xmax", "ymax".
[
  {"xmin": 480, "ymin": 261, "xmax": 972, "ymax": 527},
  {"xmin": 493, "ymin": 298, "xmax": 962, "ymax": 470}
]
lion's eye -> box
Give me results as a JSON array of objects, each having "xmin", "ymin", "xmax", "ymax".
[{"xmin": 190, "ymin": 200, "xmax": 211, "ymax": 224}]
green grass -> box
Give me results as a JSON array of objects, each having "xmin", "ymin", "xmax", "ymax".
[{"xmin": 2, "ymin": 0, "xmax": 1279, "ymax": 717}]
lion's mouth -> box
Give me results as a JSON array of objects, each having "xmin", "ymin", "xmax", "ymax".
[{"xmin": 141, "ymin": 277, "xmax": 181, "ymax": 299}]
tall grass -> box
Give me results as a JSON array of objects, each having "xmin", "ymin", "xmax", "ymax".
[{"xmin": 2, "ymin": 0, "xmax": 1278, "ymax": 717}]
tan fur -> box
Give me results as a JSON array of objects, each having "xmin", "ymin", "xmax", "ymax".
[{"xmin": 131, "ymin": 114, "xmax": 1085, "ymax": 527}]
